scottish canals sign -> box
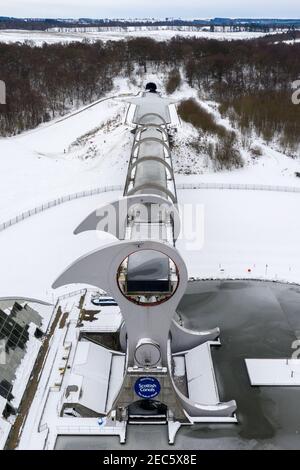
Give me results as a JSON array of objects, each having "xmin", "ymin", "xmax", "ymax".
[{"xmin": 134, "ymin": 377, "xmax": 161, "ymax": 399}]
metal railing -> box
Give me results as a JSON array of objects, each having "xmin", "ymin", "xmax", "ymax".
[
  {"xmin": 176, "ymin": 182, "xmax": 300, "ymax": 192},
  {"xmin": 1, "ymin": 182, "xmax": 300, "ymax": 234},
  {"xmin": 57, "ymin": 288, "xmax": 88, "ymax": 302},
  {"xmin": 56, "ymin": 425, "xmax": 121, "ymax": 435},
  {"xmin": 0, "ymin": 185, "xmax": 123, "ymax": 233}
]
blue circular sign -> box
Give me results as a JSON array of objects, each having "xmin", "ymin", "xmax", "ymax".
[
  {"xmin": 97, "ymin": 417, "xmax": 106, "ymax": 428},
  {"xmin": 134, "ymin": 377, "xmax": 161, "ymax": 399}
]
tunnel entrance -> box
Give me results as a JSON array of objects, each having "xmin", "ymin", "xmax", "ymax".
[{"xmin": 145, "ymin": 82, "xmax": 157, "ymax": 93}]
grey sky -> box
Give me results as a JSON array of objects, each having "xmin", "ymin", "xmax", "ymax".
[{"xmin": 0, "ymin": 0, "xmax": 299, "ymax": 19}]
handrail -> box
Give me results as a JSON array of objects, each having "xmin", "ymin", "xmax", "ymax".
[
  {"xmin": 0, "ymin": 185, "xmax": 122, "ymax": 233},
  {"xmin": 1, "ymin": 182, "xmax": 300, "ymax": 234},
  {"xmin": 176, "ymin": 182, "xmax": 300, "ymax": 192}
]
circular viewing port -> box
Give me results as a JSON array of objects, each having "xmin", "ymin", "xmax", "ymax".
[
  {"xmin": 134, "ymin": 339, "xmax": 161, "ymax": 367},
  {"xmin": 117, "ymin": 249, "xmax": 179, "ymax": 306}
]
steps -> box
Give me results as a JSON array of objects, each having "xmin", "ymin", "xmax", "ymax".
[
  {"xmin": 128, "ymin": 400, "xmax": 168, "ymax": 425},
  {"xmin": 128, "ymin": 414, "xmax": 167, "ymax": 425}
]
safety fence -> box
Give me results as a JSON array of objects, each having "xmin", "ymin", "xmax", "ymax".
[
  {"xmin": 1, "ymin": 182, "xmax": 300, "ymax": 234},
  {"xmin": 0, "ymin": 185, "xmax": 123, "ymax": 233},
  {"xmin": 176, "ymin": 182, "xmax": 300, "ymax": 193}
]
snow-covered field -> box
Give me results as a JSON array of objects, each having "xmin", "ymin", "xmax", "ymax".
[
  {"xmin": 177, "ymin": 188, "xmax": 300, "ymax": 283},
  {"xmin": 0, "ymin": 70, "xmax": 300, "ymax": 450},
  {"xmin": 0, "ymin": 90, "xmax": 132, "ymax": 221},
  {"xmin": 0, "ymin": 184, "xmax": 299, "ymax": 302},
  {"xmin": 0, "ymin": 191, "xmax": 121, "ymax": 300},
  {"xmin": 0, "ymin": 74, "xmax": 300, "ymax": 301},
  {"xmin": 170, "ymin": 83, "xmax": 300, "ymax": 186},
  {"xmin": 278, "ymin": 39, "xmax": 300, "ymax": 44},
  {"xmin": 0, "ymin": 28, "xmax": 274, "ymax": 46}
]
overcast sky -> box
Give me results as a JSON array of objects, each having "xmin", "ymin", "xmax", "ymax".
[{"xmin": 0, "ymin": 0, "xmax": 299, "ymax": 20}]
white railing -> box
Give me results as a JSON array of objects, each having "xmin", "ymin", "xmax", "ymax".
[
  {"xmin": 80, "ymin": 324, "xmax": 121, "ymax": 332},
  {"xmin": 176, "ymin": 182, "xmax": 300, "ymax": 193},
  {"xmin": 56, "ymin": 425, "xmax": 123, "ymax": 435},
  {"xmin": 57, "ymin": 287, "xmax": 106, "ymax": 302},
  {"xmin": 0, "ymin": 185, "xmax": 123, "ymax": 233},
  {"xmin": 57, "ymin": 288, "xmax": 87, "ymax": 302},
  {"xmin": 1, "ymin": 181, "xmax": 300, "ymax": 235}
]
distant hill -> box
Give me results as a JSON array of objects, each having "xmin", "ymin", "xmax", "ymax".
[{"xmin": 0, "ymin": 16, "xmax": 300, "ymax": 31}]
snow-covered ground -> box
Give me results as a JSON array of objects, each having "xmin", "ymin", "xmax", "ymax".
[
  {"xmin": 0, "ymin": 191, "xmax": 120, "ymax": 300},
  {"xmin": 0, "ymin": 28, "xmax": 274, "ymax": 46},
  {"xmin": 174, "ymin": 122, "xmax": 300, "ymax": 187},
  {"xmin": 0, "ymin": 74, "xmax": 299, "ymax": 300},
  {"xmin": 277, "ymin": 39, "xmax": 300, "ymax": 44},
  {"xmin": 1, "ymin": 75, "xmax": 299, "ymax": 223},
  {"xmin": 0, "ymin": 89, "xmax": 133, "ymax": 221},
  {"xmin": 171, "ymin": 82, "xmax": 300, "ymax": 184},
  {"xmin": 0, "ymin": 184, "xmax": 299, "ymax": 302},
  {"xmin": 177, "ymin": 188, "xmax": 300, "ymax": 283},
  {"xmin": 1, "ymin": 71, "xmax": 300, "ymax": 450}
]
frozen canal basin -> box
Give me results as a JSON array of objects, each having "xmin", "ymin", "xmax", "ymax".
[{"xmin": 55, "ymin": 280, "xmax": 300, "ymax": 450}]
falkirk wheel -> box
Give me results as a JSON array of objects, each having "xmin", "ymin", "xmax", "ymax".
[{"xmin": 53, "ymin": 88, "xmax": 237, "ymax": 444}]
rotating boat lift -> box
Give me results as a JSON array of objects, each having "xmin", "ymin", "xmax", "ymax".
[{"xmin": 53, "ymin": 89, "xmax": 237, "ymax": 443}]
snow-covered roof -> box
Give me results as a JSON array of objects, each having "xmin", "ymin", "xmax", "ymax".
[{"xmin": 66, "ymin": 341, "xmax": 125, "ymax": 415}]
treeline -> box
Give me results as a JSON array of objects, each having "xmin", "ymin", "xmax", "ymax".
[
  {"xmin": 0, "ymin": 37, "xmax": 299, "ymax": 149},
  {"xmin": 183, "ymin": 38, "xmax": 300, "ymax": 152},
  {"xmin": 219, "ymin": 91, "xmax": 300, "ymax": 151},
  {"xmin": 1, "ymin": 18, "xmax": 300, "ymax": 31},
  {"xmin": 0, "ymin": 41, "xmax": 124, "ymax": 135},
  {"xmin": 0, "ymin": 18, "xmax": 65, "ymax": 31},
  {"xmin": 1, "ymin": 18, "xmax": 207, "ymax": 31},
  {"xmin": 177, "ymin": 98, "xmax": 243, "ymax": 170}
]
